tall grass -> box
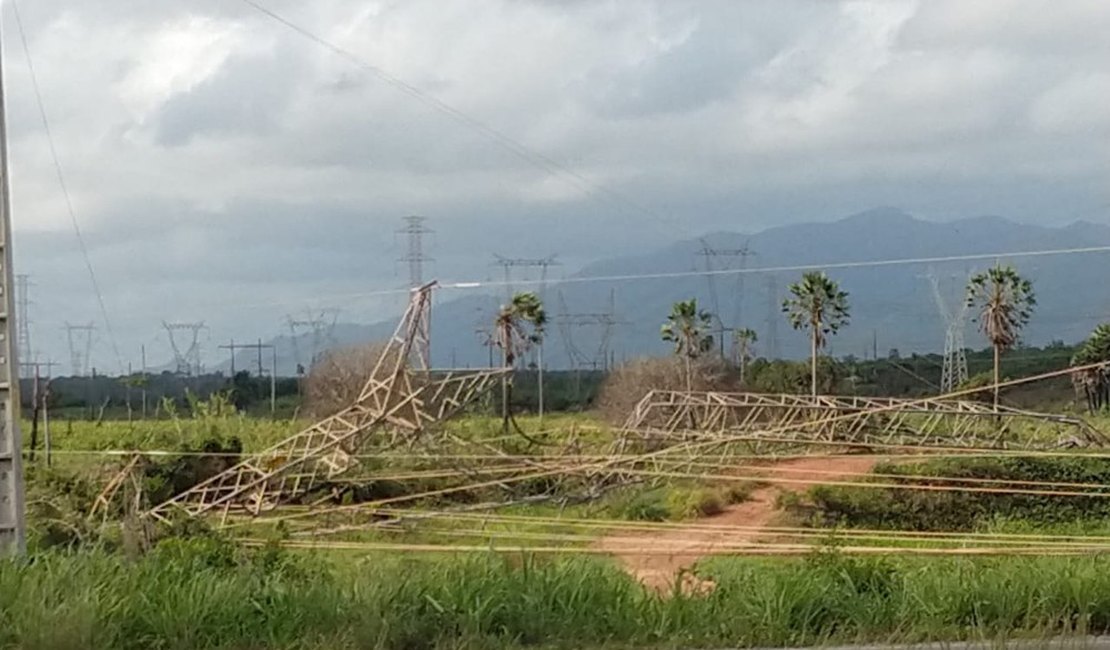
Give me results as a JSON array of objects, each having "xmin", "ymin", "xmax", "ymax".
[{"xmin": 6, "ymin": 540, "xmax": 1110, "ymax": 649}]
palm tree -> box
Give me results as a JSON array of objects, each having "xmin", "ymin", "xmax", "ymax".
[
  {"xmin": 965, "ymin": 264, "xmax": 1035, "ymax": 411},
  {"xmin": 1071, "ymin": 323, "xmax": 1110, "ymax": 413},
  {"xmin": 782, "ymin": 271, "xmax": 850, "ymax": 396},
  {"xmin": 733, "ymin": 328, "xmax": 758, "ymax": 385},
  {"xmin": 494, "ymin": 292, "xmax": 546, "ymax": 432},
  {"xmin": 661, "ymin": 299, "xmax": 714, "ymax": 391}
]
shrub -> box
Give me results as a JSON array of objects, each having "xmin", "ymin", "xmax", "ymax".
[{"xmin": 595, "ymin": 356, "xmax": 738, "ymax": 425}]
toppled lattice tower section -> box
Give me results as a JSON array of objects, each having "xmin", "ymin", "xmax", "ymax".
[
  {"xmin": 617, "ymin": 390, "xmax": 1107, "ymax": 453},
  {"xmin": 146, "ymin": 282, "xmax": 509, "ymax": 526}
]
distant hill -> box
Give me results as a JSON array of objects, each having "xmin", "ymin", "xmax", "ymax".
[{"xmin": 219, "ymin": 208, "xmax": 1110, "ymax": 374}]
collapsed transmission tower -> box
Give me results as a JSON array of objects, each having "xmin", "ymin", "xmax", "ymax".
[
  {"xmin": 64, "ymin": 322, "xmax": 95, "ymax": 377},
  {"xmin": 287, "ymin": 308, "xmax": 340, "ymax": 373},
  {"xmin": 145, "ymin": 282, "xmax": 509, "ymax": 526},
  {"xmin": 162, "ymin": 321, "xmax": 206, "ymax": 376},
  {"xmin": 926, "ymin": 270, "xmax": 971, "ymax": 393}
]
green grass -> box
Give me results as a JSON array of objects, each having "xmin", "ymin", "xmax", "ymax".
[{"xmin": 7, "ymin": 541, "xmax": 1110, "ymax": 649}]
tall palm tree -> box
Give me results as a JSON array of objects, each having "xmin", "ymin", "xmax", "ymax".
[
  {"xmin": 733, "ymin": 327, "xmax": 758, "ymax": 385},
  {"xmin": 494, "ymin": 292, "xmax": 546, "ymax": 432},
  {"xmin": 661, "ymin": 298, "xmax": 714, "ymax": 391},
  {"xmin": 966, "ymin": 264, "xmax": 1035, "ymax": 411},
  {"xmin": 782, "ymin": 271, "xmax": 850, "ymax": 396}
]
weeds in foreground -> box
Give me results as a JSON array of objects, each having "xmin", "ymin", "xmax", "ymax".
[{"xmin": 4, "ymin": 541, "xmax": 1110, "ymax": 649}]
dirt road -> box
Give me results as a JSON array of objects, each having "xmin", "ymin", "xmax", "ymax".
[{"xmin": 597, "ymin": 455, "xmax": 879, "ymax": 591}]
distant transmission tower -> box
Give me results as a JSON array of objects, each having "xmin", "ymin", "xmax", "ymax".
[
  {"xmin": 492, "ymin": 254, "xmax": 560, "ymax": 303},
  {"xmin": 764, "ymin": 275, "xmax": 780, "ymax": 360},
  {"xmin": 397, "ymin": 216, "xmax": 433, "ymax": 288},
  {"xmin": 287, "ymin": 308, "xmax": 340, "ymax": 373},
  {"xmin": 696, "ymin": 240, "xmax": 755, "ymax": 359},
  {"xmin": 162, "ymin": 321, "xmax": 207, "ymax": 376},
  {"xmin": 64, "ymin": 322, "xmax": 95, "ymax": 376},
  {"xmin": 927, "ymin": 270, "xmax": 971, "ymax": 393},
  {"xmin": 14, "ymin": 274, "xmax": 32, "ymax": 375}
]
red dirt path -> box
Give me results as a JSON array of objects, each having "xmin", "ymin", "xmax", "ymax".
[{"xmin": 596, "ymin": 455, "xmax": 879, "ymax": 592}]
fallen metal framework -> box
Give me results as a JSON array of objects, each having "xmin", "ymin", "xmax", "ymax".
[
  {"xmin": 617, "ymin": 390, "xmax": 1108, "ymax": 452},
  {"xmin": 145, "ymin": 282, "xmax": 508, "ymax": 525}
]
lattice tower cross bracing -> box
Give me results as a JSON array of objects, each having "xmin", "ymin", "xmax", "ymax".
[
  {"xmin": 162, "ymin": 321, "xmax": 206, "ymax": 376},
  {"xmin": 397, "ymin": 216, "xmax": 433, "ymax": 289},
  {"xmin": 14, "ymin": 274, "xmax": 30, "ymax": 376},
  {"xmin": 287, "ymin": 308, "xmax": 340, "ymax": 373},
  {"xmin": 926, "ymin": 270, "xmax": 971, "ymax": 393},
  {"xmin": 64, "ymin": 322, "xmax": 95, "ymax": 377},
  {"xmin": 144, "ymin": 282, "xmax": 509, "ymax": 525},
  {"xmin": 696, "ymin": 240, "xmax": 755, "ymax": 361}
]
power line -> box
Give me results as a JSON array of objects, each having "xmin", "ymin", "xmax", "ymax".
[{"xmin": 9, "ymin": 0, "xmax": 122, "ymax": 373}]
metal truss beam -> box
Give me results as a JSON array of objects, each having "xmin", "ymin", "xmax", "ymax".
[
  {"xmin": 145, "ymin": 282, "xmax": 507, "ymax": 525},
  {"xmin": 618, "ymin": 390, "xmax": 1107, "ymax": 452}
]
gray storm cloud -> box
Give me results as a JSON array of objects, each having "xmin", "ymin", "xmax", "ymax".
[{"xmin": 3, "ymin": 0, "xmax": 1108, "ymax": 371}]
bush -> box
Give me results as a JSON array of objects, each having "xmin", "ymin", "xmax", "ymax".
[
  {"xmin": 302, "ymin": 342, "xmax": 393, "ymax": 416},
  {"xmin": 595, "ymin": 356, "xmax": 738, "ymax": 425},
  {"xmin": 795, "ymin": 456, "xmax": 1110, "ymax": 531}
]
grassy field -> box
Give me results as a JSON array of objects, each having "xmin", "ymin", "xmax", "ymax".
[
  {"xmin": 16, "ymin": 397, "xmax": 1110, "ymax": 648},
  {"xmin": 8, "ymin": 541, "xmax": 1110, "ymax": 649}
]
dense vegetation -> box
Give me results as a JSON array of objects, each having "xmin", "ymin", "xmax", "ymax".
[{"xmin": 795, "ymin": 456, "xmax": 1110, "ymax": 531}]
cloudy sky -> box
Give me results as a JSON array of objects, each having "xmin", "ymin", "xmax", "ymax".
[{"xmin": 5, "ymin": 0, "xmax": 1109, "ymax": 373}]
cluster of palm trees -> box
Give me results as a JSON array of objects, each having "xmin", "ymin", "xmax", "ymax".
[
  {"xmin": 491, "ymin": 262, "xmax": 1045, "ymax": 417},
  {"xmin": 660, "ymin": 263, "xmax": 1038, "ymax": 410}
]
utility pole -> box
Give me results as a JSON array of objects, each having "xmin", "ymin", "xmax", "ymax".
[
  {"xmin": 64, "ymin": 322, "xmax": 95, "ymax": 376},
  {"xmin": 21, "ymin": 360, "xmax": 57, "ymax": 464},
  {"xmin": 140, "ymin": 344, "xmax": 148, "ymax": 418},
  {"xmin": 220, "ymin": 339, "xmax": 276, "ymax": 414},
  {"xmin": 14, "ymin": 274, "xmax": 31, "ymax": 376},
  {"xmin": 0, "ymin": 29, "xmax": 26, "ymax": 554}
]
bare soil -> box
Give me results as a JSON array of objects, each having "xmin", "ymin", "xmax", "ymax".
[{"xmin": 597, "ymin": 455, "xmax": 879, "ymax": 592}]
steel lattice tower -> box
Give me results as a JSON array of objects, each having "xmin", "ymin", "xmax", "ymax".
[
  {"xmin": 14, "ymin": 274, "xmax": 30, "ymax": 376},
  {"xmin": 397, "ymin": 216, "xmax": 433, "ymax": 288},
  {"xmin": 928, "ymin": 271, "xmax": 971, "ymax": 393}
]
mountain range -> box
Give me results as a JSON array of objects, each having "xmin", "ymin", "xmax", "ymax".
[{"xmin": 220, "ymin": 208, "xmax": 1110, "ymax": 374}]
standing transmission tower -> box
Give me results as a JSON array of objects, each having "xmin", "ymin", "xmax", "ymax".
[
  {"xmin": 162, "ymin": 321, "xmax": 207, "ymax": 376},
  {"xmin": 287, "ymin": 308, "xmax": 340, "ymax": 373},
  {"xmin": 696, "ymin": 240, "xmax": 755, "ymax": 359},
  {"xmin": 763, "ymin": 274, "xmax": 780, "ymax": 360},
  {"xmin": 927, "ymin": 270, "xmax": 971, "ymax": 393},
  {"xmin": 64, "ymin": 322, "xmax": 96, "ymax": 377},
  {"xmin": 397, "ymin": 216, "xmax": 434, "ymax": 288},
  {"xmin": 492, "ymin": 254, "xmax": 560, "ymax": 303},
  {"xmin": 14, "ymin": 274, "xmax": 31, "ymax": 375}
]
